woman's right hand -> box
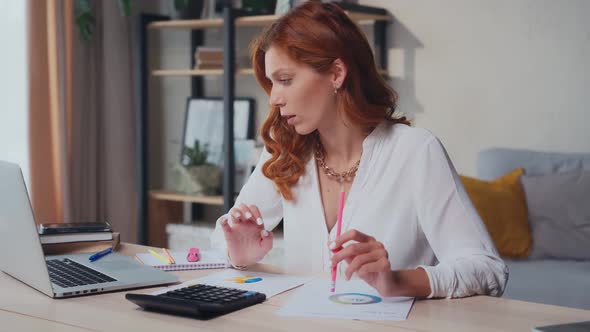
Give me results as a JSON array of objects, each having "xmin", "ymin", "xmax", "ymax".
[{"xmin": 217, "ymin": 203, "xmax": 273, "ymax": 267}]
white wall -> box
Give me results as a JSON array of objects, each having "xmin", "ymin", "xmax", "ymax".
[
  {"xmin": 0, "ymin": 1, "xmax": 29, "ymax": 183},
  {"xmin": 364, "ymin": 0, "xmax": 590, "ymax": 175}
]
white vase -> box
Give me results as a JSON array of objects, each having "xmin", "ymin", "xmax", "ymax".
[{"xmin": 173, "ymin": 163, "xmax": 221, "ymax": 196}]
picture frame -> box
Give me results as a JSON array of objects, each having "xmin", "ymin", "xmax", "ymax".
[
  {"xmin": 233, "ymin": 139, "xmax": 258, "ymax": 193},
  {"xmin": 274, "ymin": 0, "xmax": 292, "ymax": 15},
  {"xmin": 181, "ymin": 97, "xmax": 255, "ymax": 168}
]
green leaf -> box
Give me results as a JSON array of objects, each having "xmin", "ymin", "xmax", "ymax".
[
  {"xmin": 74, "ymin": 0, "xmax": 90, "ymax": 14},
  {"xmin": 74, "ymin": 0, "xmax": 94, "ymax": 41},
  {"xmin": 118, "ymin": 0, "xmax": 132, "ymax": 16},
  {"xmin": 174, "ymin": 0, "xmax": 190, "ymax": 11},
  {"xmin": 183, "ymin": 139, "xmax": 209, "ymax": 166},
  {"xmin": 74, "ymin": 0, "xmax": 131, "ymax": 42}
]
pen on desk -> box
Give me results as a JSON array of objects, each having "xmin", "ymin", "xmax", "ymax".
[
  {"xmin": 89, "ymin": 247, "xmax": 113, "ymax": 262},
  {"xmin": 134, "ymin": 255, "xmax": 144, "ymax": 264},
  {"xmin": 162, "ymin": 248, "xmax": 175, "ymax": 264},
  {"xmin": 331, "ymin": 185, "xmax": 346, "ymax": 293},
  {"xmin": 148, "ymin": 249, "xmax": 170, "ymax": 264}
]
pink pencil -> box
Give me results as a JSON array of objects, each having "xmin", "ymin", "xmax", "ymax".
[{"xmin": 331, "ymin": 188, "xmax": 346, "ymax": 292}]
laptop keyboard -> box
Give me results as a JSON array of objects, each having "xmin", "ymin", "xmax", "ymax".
[{"xmin": 46, "ymin": 258, "xmax": 117, "ymax": 288}]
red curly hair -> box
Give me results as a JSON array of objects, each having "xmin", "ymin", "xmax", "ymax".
[{"xmin": 250, "ymin": 1, "xmax": 409, "ymax": 201}]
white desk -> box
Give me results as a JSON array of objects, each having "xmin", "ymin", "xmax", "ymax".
[{"xmin": 0, "ymin": 243, "xmax": 588, "ymax": 331}]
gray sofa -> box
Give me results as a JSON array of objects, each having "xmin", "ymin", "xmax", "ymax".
[{"xmin": 476, "ymin": 148, "xmax": 590, "ymax": 310}]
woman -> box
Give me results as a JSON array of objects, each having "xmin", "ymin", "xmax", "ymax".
[{"xmin": 211, "ymin": 1, "xmax": 507, "ymax": 299}]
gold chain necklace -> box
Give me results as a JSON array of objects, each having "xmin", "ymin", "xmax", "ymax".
[{"xmin": 314, "ymin": 139, "xmax": 360, "ymax": 183}]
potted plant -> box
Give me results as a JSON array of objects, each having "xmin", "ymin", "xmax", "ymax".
[
  {"xmin": 74, "ymin": 0, "xmax": 204, "ymax": 41},
  {"xmin": 170, "ymin": 0, "xmax": 204, "ymax": 19},
  {"xmin": 173, "ymin": 139, "xmax": 221, "ymax": 195}
]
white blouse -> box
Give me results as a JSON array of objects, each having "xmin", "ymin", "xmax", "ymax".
[{"xmin": 211, "ymin": 123, "xmax": 508, "ymax": 298}]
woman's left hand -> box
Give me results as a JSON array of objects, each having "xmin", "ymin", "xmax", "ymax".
[{"xmin": 329, "ymin": 229, "xmax": 395, "ymax": 297}]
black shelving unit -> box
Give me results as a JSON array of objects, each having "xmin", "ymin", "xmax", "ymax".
[
  {"xmin": 135, "ymin": 4, "xmax": 241, "ymax": 245},
  {"xmin": 221, "ymin": 5, "xmax": 236, "ymax": 217},
  {"xmin": 135, "ymin": 3, "xmax": 390, "ymax": 245},
  {"xmin": 136, "ymin": 13, "xmax": 169, "ymax": 245}
]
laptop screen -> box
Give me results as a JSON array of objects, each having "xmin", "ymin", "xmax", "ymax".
[{"xmin": 0, "ymin": 161, "xmax": 54, "ymax": 297}]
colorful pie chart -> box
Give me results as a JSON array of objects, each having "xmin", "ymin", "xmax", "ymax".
[{"xmin": 329, "ymin": 293, "xmax": 382, "ymax": 305}]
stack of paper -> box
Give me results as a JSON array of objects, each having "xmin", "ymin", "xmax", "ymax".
[{"xmin": 152, "ymin": 270, "xmax": 313, "ymax": 299}]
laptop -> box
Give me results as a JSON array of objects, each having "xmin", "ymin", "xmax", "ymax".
[{"xmin": 0, "ymin": 161, "xmax": 178, "ymax": 298}]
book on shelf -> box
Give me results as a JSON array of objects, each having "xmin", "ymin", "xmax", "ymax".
[
  {"xmin": 194, "ymin": 62, "xmax": 223, "ymax": 70},
  {"xmin": 194, "ymin": 47, "xmax": 222, "ymax": 60},
  {"xmin": 196, "ymin": 52, "xmax": 223, "ymax": 62},
  {"xmin": 194, "ymin": 46, "xmax": 223, "ymax": 70},
  {"xmin": 193, "ymin": 47, "xmax": 252, "ymax": 70},
  {"xmin": 42, "ymin": 232, "xmax": 120, "ymax": 255},
  {"xmin": 194, "ymin": 61, "xmax": 223, "ymax": 69},
  {"xmin": 196, "ymin": 57, "xmax": 223, "ymax": 64},
  {"xmin": 194, "ymin": 46, "xmax": 222, "ymax": 55}
]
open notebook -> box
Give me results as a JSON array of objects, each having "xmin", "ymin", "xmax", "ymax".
[{"xmin": 136, "ymin": 249, "xmax": 230, "ymax": 271}]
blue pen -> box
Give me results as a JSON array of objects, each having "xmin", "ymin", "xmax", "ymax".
[{"xmin": 89, "ymin": 247, "xmax": 113, "ymax": 262}]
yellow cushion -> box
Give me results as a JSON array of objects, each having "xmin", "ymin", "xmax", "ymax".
[{"xmin": 460, "ymin": 168, "xmax": 531, "ymax": 258}]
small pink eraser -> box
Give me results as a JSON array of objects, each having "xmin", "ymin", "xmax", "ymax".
[{"xmin": 187, "ymin": 247, "xmax": 200, "ymax": 262}]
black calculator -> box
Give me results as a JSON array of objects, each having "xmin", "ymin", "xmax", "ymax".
[{"xmin": 126, "ymin": 284, "xmax": 266, "ymax": 319}]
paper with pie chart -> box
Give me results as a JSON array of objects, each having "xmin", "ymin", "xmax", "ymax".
[
  {"xmin": 277, "ymin": 278, "xmax": 414, "ymax": 320},
  {"xmin": 151, "ymin": 270, "xmax": 313, "ymax": 299}
]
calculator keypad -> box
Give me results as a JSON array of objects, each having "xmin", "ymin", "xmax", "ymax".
[{"xmin": 160, "ymin": 284, "xmax": 258, "ymax": 305}]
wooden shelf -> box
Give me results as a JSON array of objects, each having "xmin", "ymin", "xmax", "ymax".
[
  {"xmin": 347, "ymin": 12, "xmax": 390, "ymax": 22},
  {"xmin": 149, "ymin": 190, "xmax": 224, "ymax": 206},
  {"xmin": 152, "ymin": 68, "xmax": 386, "ymax": 77},
  {"xmin": 148, "ymin": 12, "xmax": 389, "ymax": 30},
  {"xmin": 152, "ymin": 68, "xmax": 254, "ymax": 76}
]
